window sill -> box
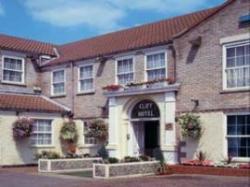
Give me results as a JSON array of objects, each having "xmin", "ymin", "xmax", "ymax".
[
  {"xmin": 79, "ymin": 144, "xmax": 98, "ymax": 148},
  {"xmin": 220, "ymin": 88, "xmax": 250, "ymax": 94},
  {"xmin": 1, "ymin": 81, "xmax": 26, "ymax": 87},
  {"xmin": 30, "ymin": 145, "xmax": 55, "ymax": 149},
  {"xmin": 77, "ymin": 90, "xmax": 95, "ymax": 96},
  {"xmin": 50, "ymin": 94, "xmax": 66, "ymax": 98},
  {"xmin": 232, "ymin": 157, "xmax": 250, "ymax": 163}
]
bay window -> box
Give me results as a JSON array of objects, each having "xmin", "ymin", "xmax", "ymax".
[
  {"xmin": 52, "ymin": 69, "xmax": 65, "ymax": 96},
  {"xmin": 227, "ymin": 115, "xmax": 250, "ymax": 158},
  {"xmin": 224, "ymin": 42, "xmax": 250, "ymax": 89},
  {"xmin": 79, "ymin": 65, "xmax": 94, "ymax": 93},
  {"xmin": 117, "ymin": 58, "xmax": 134, "ymax": 85},
  {"xmin": 31, "ymin": 119, "xmax": 52, "ymax": 146},
  {"xmin": 2, "ymin": 56, "xmax": 25, "ymax": 84},
  {"xmin": 146, "ymin": 52, "xmax": 166, "ymax": 81}
]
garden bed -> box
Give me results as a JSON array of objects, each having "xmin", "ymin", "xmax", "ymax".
[
  {"xmin": 93, "ymin": 161, "xmax": 160, "ymax": 179},
  {"xmin": 169, "ymin": 165, "xmax": 250, "ymax": 177},
  {"xmin": 38, "ymin": 157, "xmax": 102, "ymax": 173}
]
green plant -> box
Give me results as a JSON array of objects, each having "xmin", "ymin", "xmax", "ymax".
[
  {"xmin": 139, "ymin": 155, "xmax": 151, "ymax": 161},
  {"xmin": 153, "ymin": 148, "xmax": 165, "ymax": 162},
  {"xmin": 108, "ymin": 157, "xmax": 119, "ymax": 164},
  {"xmin": 97, "ymin": 145, "xmax": 109, "ymax": 159},
  {"xmin": 196, "ymin": 151, "xmax": 206, "ymax": 164},
  {"xmin": 35, "ymin": 151, "xmax": 60, "ymax": 160},
  {"xmin": 123, "ymin": 156, "xmax": 140, "ymax": 163},
  {"xmin": 13, "ymin": 117, "xmax": 33, "ymax": 139},
  {"xmin": 85, "ymin": 119, "xmax": 108, "ymax": 143},
  {"xmin": 177, "ymin": 113, "xmax": 201, "ymax": 139},
  {"xmin": 60, "ymin": 120, "xmax": 78, "ymax": 144}
]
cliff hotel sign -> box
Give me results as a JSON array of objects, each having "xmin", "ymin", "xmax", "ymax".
[{"xmin": 131, "ymin": 100, "xmax": 160, "ymax": 119}]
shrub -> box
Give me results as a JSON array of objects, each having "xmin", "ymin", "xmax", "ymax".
[
  {"xmin": 123, "ymin": 156, "xmax": 140, "ymax": 163},
  {"xmin": 35, "ymin": 151, "xmax": 60, "ymax": 160},
  {"xmin": 97, "ymin": 145, "xmax": 109, "ymax": 159},
  {"xmin": 153, "ymin": 148, "xmax": 164, "ymax": 162},
  {"xmin": 108, "ymin": 157, "xmax": 119, "ymax": 164},
  {"xmin": 139, "ymin": 155, "xmax": 151, "ymax": 161}
]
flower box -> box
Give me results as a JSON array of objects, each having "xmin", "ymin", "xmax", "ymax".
[
  {"xmin": 38, "ymin": 157, "xmax": 102, "ymax": 173},
  {"xmin": 93, "ymin": 161, "xmax": 160, "ymax": 179},
  {"xmin": 169, "ymin": 165, "xmax": 250, "ymax": 177}
]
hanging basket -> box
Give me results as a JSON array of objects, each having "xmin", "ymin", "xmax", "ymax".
[{"xmin": 12, "ymin": 117, "xmax": 33, "ymax": 139}]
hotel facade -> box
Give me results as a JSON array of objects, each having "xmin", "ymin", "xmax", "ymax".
[{"xmin": 0, "ymin": 0, "xmax": 249, "ymax": 166}]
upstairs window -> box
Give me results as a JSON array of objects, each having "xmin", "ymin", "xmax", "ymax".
[
  {"xmin": 52, "ymin": 69, "xmax": 65, "ymax": 96},
  {"xmin": 79, "ymin": 65, "xmax": 94, "ymax": 93},
  {"xmin": 146, "ymin": 52, "xmax": 166, "ymax": 81},
  {"xmin": 224, "ymin": 42, "xmax": 250, "ymax": 89},
  {"xmin": 2, "ymin": 56, "xmax": 25, "ymax": 84},
  {"xmin": 31, "ymin": 119, "xmax": 52, "ymax": 146},
  {"xmin": 117, "ymin": 58, "xmax": 134, "ymax": 85},
  {"xmin": 227, "ymin": 115, "xmax": 250, "ymax": 158}
]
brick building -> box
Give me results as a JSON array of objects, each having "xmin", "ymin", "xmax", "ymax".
[{"xmin": 0, "ymin": 0, "xmax": 249, "ymax": 165}]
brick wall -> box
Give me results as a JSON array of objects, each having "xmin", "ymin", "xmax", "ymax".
[
  {"xmin": 0, "ymin": 50, "xmax": 39, "ymax": 94},
  {"xmin": 174, "ymin": 0, "xmax": 250, "ymax": 113},
  {"xmin": 40, "ymin": 46, "xmax": 173, "ymax": 119}
]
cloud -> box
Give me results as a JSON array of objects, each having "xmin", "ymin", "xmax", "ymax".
[
  {"xmin": 23, "ymin": 0, "xmax": 125, "ymax": 32},
  {"xmin": 22, "ymin": 0, "xmax": 224, "ymax": 32},
  {"xmin": 0, "ymin": 2, "xmax": 5, "ymax": 15}
]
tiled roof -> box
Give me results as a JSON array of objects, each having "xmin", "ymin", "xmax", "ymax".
[
  {"xmin": 50, "ymin": 8, "xmax": 217, "ymax": 65},
  {"xmin": 0, "ymin": 34, "xmax": 56, "ymax": 56},
  {"xmin": 50, "ymin": 0, "xmax": 238, "ymax": 66},
  {"xmin": 0, "ymin": 93, "xmax": 69, "ymax": 113}
]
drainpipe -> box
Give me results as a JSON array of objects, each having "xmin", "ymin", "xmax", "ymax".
[
  {"xmin": 70, "ymin": 61, "xmax": 75, "ymax": 116},
  {"xmin": 168, "ymin": 43, "xmax": 177, "ymax": 82}
]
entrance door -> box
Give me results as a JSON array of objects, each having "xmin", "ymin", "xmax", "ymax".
[{"xmin": 144, "ymin": 121, "xmax": 159, "ymax": 157}]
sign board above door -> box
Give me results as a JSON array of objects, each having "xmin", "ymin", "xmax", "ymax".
[{"xmin": 131, "ymin": 100, "xmax": 160, "ymax": 119}]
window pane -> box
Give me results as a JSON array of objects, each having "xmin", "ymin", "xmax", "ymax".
[
  {"xmin": 147, "ymin": 69, "xmax": 165, "ymax": 81},
  {"xmin": 227, "ymin": 48, "xmax": 235, "ymax": 58},
  {"xmin": 226, "ymin": 69, "xmax": 236, "ymax": 88},
  {"xmin": 53, "ymin": 83, "xmax": 65, "ymax": 94},
  {"xmin": 118, "ymin": 73, "xmax": 133, "ymax": 85},
  {"xmin": 117, "ymin": 59, "xmax": 133, "ymax": 74},
  {"xmin": 236, "ymin": 46, "xmax": 245, "ymax": 57},
  {"xmin": 226, "ymin": 58, "xmax": 235, "ymax": 67},
  {"xmin": 80, "ymin": 79, "xmax": 93, "ymax": 91},
  {"xmin": 31, "ymin": 120, "xmax": 52, "ymax": 145},
  {"xmin": 236, "ymin": 56, "xmax": 245, "ymax": 66},
  {"xmin": 147, "ymin": 53, "xmax": 165, "ymax": 69},
  {"xmin": 53, "ymin": 70, "xmax": 64, "ymax": 83},
  {"xmin": 80, "ymin": 66, "xmax": 93, "ymax": 79},
  {"xmin": 4, "ymin": 58, "xmax": 23, "ymax": 70},
  {"xmin": 3, "ymin": 70, "xmax": 22, "ymax": 82}
]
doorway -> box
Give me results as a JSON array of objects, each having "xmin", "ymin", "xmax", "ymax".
[{"xmin": 144, "ymin": 121, "xmax": 159, "ymax": 157}]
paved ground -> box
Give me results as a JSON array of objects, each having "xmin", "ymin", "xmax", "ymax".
[{"xmin": 0, "ymin": 167, "xmax": 249, "ymax": 187}]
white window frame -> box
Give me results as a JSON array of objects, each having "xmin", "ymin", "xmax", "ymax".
[
  {"xmin": 78, "ymin": 64, "xmax": 95, "ymax": 94},
  {"xmin": 144, "ymin": 50, "xmax": 168, "ymax": 82},
  {"xmin": 115, "ymin": 56, "xmax": 135, "ymax": 85},
  {"xmin": 82, "ymin": 121, "xmax": 97, "ymax": 146},
  {"xmin": 223, "ymin": 113, "xmax": 250, "ymax": 162},
  {"xmin": 1, "ymin": 55, "xmax": 25, "ymax": 85},
  {"xmin": 222, "ymin": 40, "xmax": 250, "ymax": 91},
  {"xmin": 30, "ymin": 119, "xmax": 54, "ymax": 148},
  {"xmin": 51, "ymin": 69, "xmax": 66, "ymax": 96}
]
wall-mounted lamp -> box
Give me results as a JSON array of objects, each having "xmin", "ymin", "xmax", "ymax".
[{"xmin": 191, "ymin": 99, "xmax": 199, "ymax": 108}]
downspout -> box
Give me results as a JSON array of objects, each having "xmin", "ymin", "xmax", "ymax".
[
  {"xmin": 169, "ymin": 43, "xmax": 177, "ymax": 82},
  {"xmin": 70, "ymin": 61, "xmax": 75, "ymax": 116}
]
